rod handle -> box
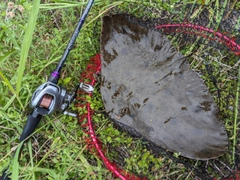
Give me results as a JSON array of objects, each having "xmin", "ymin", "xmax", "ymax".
[{"xmin": 20, "ymin": 114, "xmax": 42, "ymax": 142}]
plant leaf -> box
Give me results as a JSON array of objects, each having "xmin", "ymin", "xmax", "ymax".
[
  {"xmin": 0, "ymin": 71, "xmax": 23, "ymax": 109},
  {"xmin": 0, "ymin": 50, "xmax": 16, "ymax": 65},
  {"xmin": 12, "ymin": 142, "xmax": 24, "ymax": 180},
  {"xmin": 16, "ymin": 0, "xmax": 40, "ymax": 94}
]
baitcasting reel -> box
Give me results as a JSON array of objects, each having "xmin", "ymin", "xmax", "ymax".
[
  {"xmin": 1, "ymin": 0, "xmax": 94, "ymax": 179},
  {"xmin": 19, "ymin": 81, "xmax": 94, "ymax": 142},
  {"xmin": 30, "ymin": 81, "xmax": 94, "ymax": 117}
]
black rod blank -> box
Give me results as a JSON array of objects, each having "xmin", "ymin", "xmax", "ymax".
[{"xmin": 56, "ymin": 0, "xmax": 94, "ymax": 74}]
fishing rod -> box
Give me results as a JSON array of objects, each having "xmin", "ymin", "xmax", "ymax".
[{"xmin": 1, "ymin": 0, "xmax": 94, "ymax": 179}]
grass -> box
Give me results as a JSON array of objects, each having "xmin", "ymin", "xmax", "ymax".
[
  {"xmin": 0, "ymin": 0, "xmax": 239, "ymax": 179},
  {"xmin": 16, "ymin": 0, "xmax": 40, "ymax": 96},
  {"xmin": 233, "ymin": 66, "xmax": 240, "ymax": 163}
]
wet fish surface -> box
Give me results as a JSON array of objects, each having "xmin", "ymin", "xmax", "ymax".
[{"xmin": 100, "ymin": 14, "xmax": 228, "ymax": 160}]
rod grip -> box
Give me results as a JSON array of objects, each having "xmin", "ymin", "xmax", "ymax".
[{"xmin": 20, "ymin": 114, "xmax": 42, "ymax": 142}]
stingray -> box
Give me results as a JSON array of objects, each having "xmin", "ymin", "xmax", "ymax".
[{"xmin": 100, "ymin": 14, "xmax": 228, "ymax": 160}]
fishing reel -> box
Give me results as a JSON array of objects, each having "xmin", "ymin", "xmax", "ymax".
[
  {"xmin": 30, "ymin": 81, "xmax": 94, "ymax": 118},
  {"xmin": 0, "ymin": 0, "xmax": 95, "ymax": 179}
]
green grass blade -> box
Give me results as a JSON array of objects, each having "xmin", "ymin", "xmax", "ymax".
[
  {"xmin": 21, "ymin": 167, "xmax": 56, "ymax": 175},
  {"xmin": 232, "ymin": 66, "xmax": 240, "ymax": 163},
  {"xmin": 0, "ymin": 71, "xmax": 23, "ymax": 109},
  {"xmin": 40, "ymin": 2, "xmax": 87, "ymax": 10},
  {"xmin": 0, "ymin": 50, "xmax": 16, "ymax": 65},
  {"xmin": 39, "ymin": 0, "xmax": 99, "ymax": 10},
  {"xmin": 16, "ymin": 0, "xmax": 40, "ymax": 94},
  {"xmin": 214, "ymin": 0, "xmax": 228, "ymax": 31},
  {"xmin": 0, "ymin": 71, "xmax": 17, "ymax": 95},
  {"xmin": 3, "ymin": 95, "xmax": 16, "ymax": 111},
  {"xmin": 11, "ymin": 142, "xmax": 24, "ymax": 180},
  {"xmin": 28, "ymin": 140, "xmax": 36, "ymax": 180}
]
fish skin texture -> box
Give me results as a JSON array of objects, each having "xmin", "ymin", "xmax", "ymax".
[{"xmin": 100, "ymin": 14, "xmax": 228, "ymax": 160}]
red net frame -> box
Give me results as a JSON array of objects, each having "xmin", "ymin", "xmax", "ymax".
[
  {"xmin": 76, "ymin": 21, "xmax": 240, "ymax": 179},
  {"xmin": 76, "ymin": 54, "xmax": 144, "ymax": 180},
  {"xmin": 155, "ymin": 23, "xmax": 240, "ymax": 56}
]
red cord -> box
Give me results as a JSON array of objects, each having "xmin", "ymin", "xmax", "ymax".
[
  {"xmin": 77, "ymin": 23, "xmax": 240, "ymax": 180},
  {"xmin": 77, "ymin": 54, "xmax": 143, "ymax": 180},
  {"xmin": 156, "ymin": 24, "xmax": 240, "ymax": 56}
]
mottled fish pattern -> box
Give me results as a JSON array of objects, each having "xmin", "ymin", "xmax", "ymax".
[{"xmin": 100, "ymin": 14, "xmax": 228, "ymax": 160}]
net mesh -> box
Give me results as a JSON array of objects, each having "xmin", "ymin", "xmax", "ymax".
[{"xmin": 76, "ymin": 1, "xmax": 240, "ymax": 179}]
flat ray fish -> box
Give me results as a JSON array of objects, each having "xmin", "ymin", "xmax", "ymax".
[{"xmin": 100, "ymin": 14, "xmax": 228, "ymax": 160}]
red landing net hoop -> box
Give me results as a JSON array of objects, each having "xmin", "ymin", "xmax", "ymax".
[
  {"xmin": 77, "ymin": 54, "xmax": 143, "ymax": 180},
  {"xmin": 76, "ymin": 23, "xmax": 240, "ymax": 180}
]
